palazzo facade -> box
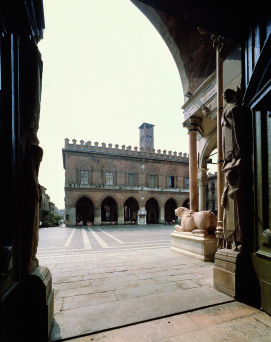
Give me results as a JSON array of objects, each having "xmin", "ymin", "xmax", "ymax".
[{"xmin": 63, "ymin": 124, "xmax": 189, "ymax": 226}]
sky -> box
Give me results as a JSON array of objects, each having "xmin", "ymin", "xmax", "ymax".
[{"xmin": 38, "ymin": 0, "xmax": 190, "ymax": 209}]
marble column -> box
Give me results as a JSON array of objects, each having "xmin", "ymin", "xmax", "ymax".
[{"xmin": 198, "ymin": 168, "xmax": 209, "ymax": 211}]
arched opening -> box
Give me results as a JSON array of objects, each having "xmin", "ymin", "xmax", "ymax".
[
  {"xmin": 76, "ymin": 197, "xmax": 94, "ymax": 226},
  {"xmin": 124, "ymin": 197, "xmax": 139, "ymax": 224},
  {"xmin": 164, "ymin": 198, "xmax": 177, "ymax": 224},
  {"xmin": 183, "ymin": 198, "xmax": 190, "ymax": 209},
  {"xmin": 101, "ymin": 197, "xmax": 118, "ymax": 224},
  {"xmin": 145, "ymin": 198, "xmax": 159, "ymax": 224}
]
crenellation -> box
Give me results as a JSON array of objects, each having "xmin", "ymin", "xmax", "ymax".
[{"xmin": 63, "ymin": 139, "xmax": 189, "ymax": 161}]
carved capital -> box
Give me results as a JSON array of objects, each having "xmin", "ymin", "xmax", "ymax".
[{"xmin": 184, "ymin": 117, "xmax": 203, "ymax": 132}]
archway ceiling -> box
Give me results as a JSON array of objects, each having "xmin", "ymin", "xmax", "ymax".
[
  {"xmin": 135, "ymin": 0, "xmax": 261, "ymax": 39},
  {"xmin": 133, "ymin": 0, "xmax": 266, "ymax": 94}
]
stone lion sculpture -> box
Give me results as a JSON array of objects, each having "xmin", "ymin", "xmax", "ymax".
[{"xmin": 174, "ymin": 207, "xmax": 217, "ymax": 236}]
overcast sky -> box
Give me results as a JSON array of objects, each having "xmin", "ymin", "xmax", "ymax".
[{"xmin": 38, "ymin": 0, "xmax": 189, "ymax": 209}]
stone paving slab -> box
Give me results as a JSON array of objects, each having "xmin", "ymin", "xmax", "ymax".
[
  {"xmin": 50, "ymin": 286, "xmax": 231, "ymax": 341},
  {"xmin": 40, "ymin": 240, "xmax": 234, "ymax": 341},
  {"xmin": 67, "ymin": 302, "xmax": 271, "ymax": 342}
]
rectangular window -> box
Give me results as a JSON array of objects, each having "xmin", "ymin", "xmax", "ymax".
[
  {"xmin": 149, "ymin": 174, "xmax": 156, "ymax": 188},
  {"xmin": 169, "ymin": 176, "xmax": 174, "ymax": 188},
  {"xmin": 80, "ymin": 169, "xmax": 89, "ymax": 184},
  {"xmin": 105, "ymin": 171, "xmax": 113, "ymax": 185},
  {"xmin": 128, "ymin": 173, "xmax": 135, "ymax": 186},
  {"xmin": 186, "ymin": 176, "xmax": 189, "ymax": 189}
]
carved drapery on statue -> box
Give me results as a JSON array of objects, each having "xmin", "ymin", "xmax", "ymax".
[
  {"xmin": 21, "ymin": 39, "xmax": 43, "ymax": 274},
  {"xmin": 219, "ymin": 88, "xmax": 248, "ymax": 251}
]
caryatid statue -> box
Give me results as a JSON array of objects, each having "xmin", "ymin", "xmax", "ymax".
[{"xmin": 221, "ymin": 88, "xmax": 247, "ymax": 250}]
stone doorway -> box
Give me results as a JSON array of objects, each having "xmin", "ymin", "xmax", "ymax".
[{"xmin": 76, "ymin": 197, "xmax": 94, "ymax": 226}]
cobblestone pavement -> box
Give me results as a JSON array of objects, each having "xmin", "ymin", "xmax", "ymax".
[{"xmin": 38, "ymin": 225, "xmax": 233, "ymax": 341}]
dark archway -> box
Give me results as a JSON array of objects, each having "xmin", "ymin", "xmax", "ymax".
[
  {"xmin": 124, "ymin": 197, "xmax": 139, "ymax": 223},
  {"xmin": 145, "ymin": 198, "xmax": 159, "ymax": 224},
  {"xmin": 76, "ymin": 197, "xmax": 94, "ymax": 225},
  {"xmin": 165, "ymin": 199, "xmax": 177, "ymax": 223},
  {"xmin": 183, "ymin": 198, "xmax": 190, "ymax": 209},
  {"xmin": 101, "ymin": 197, "xmax": 118, "ymax": 223}
]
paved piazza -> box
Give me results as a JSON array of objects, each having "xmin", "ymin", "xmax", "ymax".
[{"xmin": 38, "ymin": 225, "xmax": 232, "ymax": 341}]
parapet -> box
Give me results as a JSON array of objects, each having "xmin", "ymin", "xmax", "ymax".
[{"xmin": 64, "ymin": 138, "xmax": 189, "ymax": 162}]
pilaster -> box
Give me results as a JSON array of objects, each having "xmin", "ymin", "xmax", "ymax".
[
  {"xmin": 94, "ymin": 207, "xmax": 101, "ymax": 226},
  {"xmin": 118, "ymin": 207, "xmax": 125, "ymax": 225}
]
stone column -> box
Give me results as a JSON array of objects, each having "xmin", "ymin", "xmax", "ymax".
[
  {"xmin": 187, "ymin": 118, "xmax": 202, "ymax": 211},
  {"xmin": 65, "ymin": 207, "xmax": 76, "ymax": 226},
  {"xmin": 118, "ymin": 207, "xmax": 125, "ymax": 225},
  {"xmin": 94, "ymin": 207, "xmax": 101, "ymax": 225},
  {"xmin": 158, "ymin": 206, "xmax": 165, "ymax": 223},
  {"xmin": 198, "ymin": 168, "xmax": 209, "ymax": 211}
]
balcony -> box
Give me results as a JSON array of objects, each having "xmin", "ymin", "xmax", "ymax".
[{"xmin": 65, "ymin": 183, "xmax": 189, "ymax": 193}]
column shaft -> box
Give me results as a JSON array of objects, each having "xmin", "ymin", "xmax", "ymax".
[{"xmin": 188, "ymin": 130, "xmax": 198, "ymax": 211}]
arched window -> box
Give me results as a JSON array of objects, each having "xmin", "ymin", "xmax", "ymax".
[{"xmin": 80, "ymin": 167, "xmax": 89, "ymax": 184}]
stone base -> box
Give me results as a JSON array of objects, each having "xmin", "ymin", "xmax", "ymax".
[
  {"xmin": 19, "ymin": 265, "xmax": 54, "ymax": 341},
  {"xmin": 213, "ymin": 249, "xmax": 239, "ymax": 297},
  {"xmin": 170, "ymin": 232, "xmax": 218, "ymax": 262},
  {"xmin": 214, "ymin": 249, "xmax": 261, "ymax": 307}
]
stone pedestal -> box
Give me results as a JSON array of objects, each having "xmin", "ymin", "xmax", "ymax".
[
  {"xmin": 138, "ymin": 207, "xmax": 147, "ymax": 225},
  {"xmin": 214, "ymin": 249, "xmax": 260, "ymax": 306},
  {"xmin": 170, "ymin": 232, "xmax": 217, "ymax": 262},
  {"xmin": 213, "ymin": 249, "xmax": 239, "ymax": 297},
  {"xmin": 2, "ymin": 266, "xmax": 54, "ymax": 341}
]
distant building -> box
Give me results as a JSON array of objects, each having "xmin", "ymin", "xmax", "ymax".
[
  {"xmin": 62, "ymin": 124, "xmax": 190, "ymax": 226},
  {"xmin": 40, "ymin": 186, "xmax": 59, "ymax": 225},
  {"xmin": 205, "ymin": 173, "xmax": 218, "ymax": 216}
]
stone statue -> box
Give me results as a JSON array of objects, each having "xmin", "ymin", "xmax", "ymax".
[
  {"xmin": 221, "ymin": 88, "xmax": 247, "ymax": 251},
  {"xmin": 221, "ymin": 168, "xmax": 243, "ymax": 250},
  {"xmin": 222, "ymin": 88, "xmax": 244, "ymax": 170},
  {"xmin": 21, "ymin": 39, "xmax": 43, "ymax": 274},
  {"xmin": 174, "ymin": 207, "xmax": 217, "ymax": 237}
]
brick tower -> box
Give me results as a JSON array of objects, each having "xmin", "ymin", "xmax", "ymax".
[{"xmin": 139, "ymin": 123, "xmax": 154, "ymax": 151}]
